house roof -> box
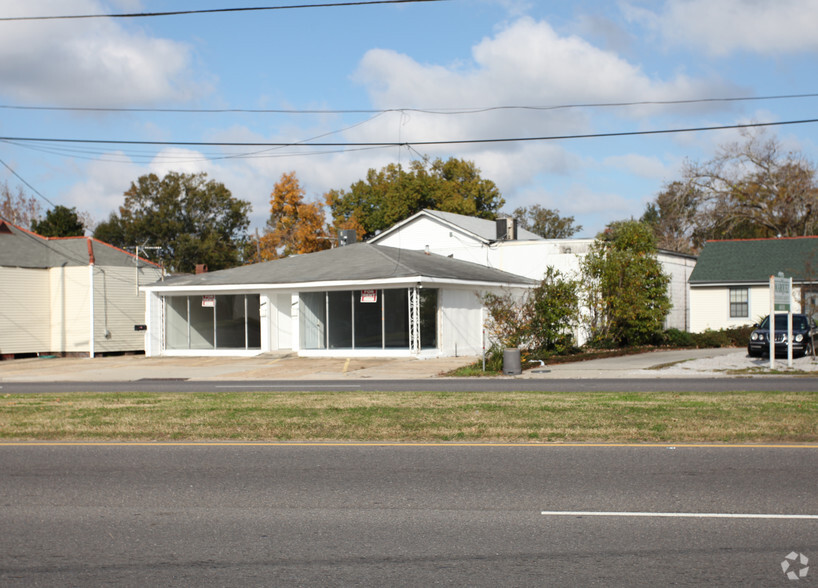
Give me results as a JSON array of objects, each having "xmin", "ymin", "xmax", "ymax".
[
  {"xmin": 149, "ymin": 242, "xmax": 536, "ymax": 289},
  {"xmin": 0, "ymin": 219, "xmax": 158, "ymax": 269},
  {"xmin": 689, "ymin": 237, "xmax": 818, "ymax": 284},
  {"xmin": 368, "ymin": 209, "xmax": 543, "ymax": 244}
]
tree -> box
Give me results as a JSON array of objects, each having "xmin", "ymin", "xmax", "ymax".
[
  {"xmin": 580, "ymin": 220, "xmax": 670, "ymax": 347},
  {"xmin": 1, "ymin": 181, "xmax": 41, "ymax": 227},
  {"xmin": 640, "ymin": 181, "xmax": 702, "ymax": 254},
  {"xmin": 513, "ymin": 204, "xmax": 582, "ymax": 238},
  {"xmin": 483, "ymin": 267, "xmax": 580, "ymax": 354},
  {"xmin": 257, "ymin": 172, "xmax": 332, "ymax": 261},
  {"xmin": 93, "ymin": 171, "xmax": 251, "ymax": 273},
  {"xmin": 31, "ymin": 205, "xmax": 85, "ymax": 237},
  {"xmin": 643, "ymin": 131, "xmax": 818, "ymax": 253},
  {"xmin": 687, "ymin": 131, "xmax": 818, "ymax": 240},
  {"xmin": 326, "ymin": 157, "xmax": 504, "ymax": 238}
]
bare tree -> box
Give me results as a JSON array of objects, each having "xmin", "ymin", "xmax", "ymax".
[
  {"xmin": 686, "ymin": 130, "xmax": 818, "ymax": 240},
  {"xmin": 0, "ymin": 181, "xmax": 41, "ymax": 226}
]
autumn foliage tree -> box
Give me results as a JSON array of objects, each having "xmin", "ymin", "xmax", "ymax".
[{"xmin": 258, "ymin": 172, "xmax": 333, "ymax": 260}]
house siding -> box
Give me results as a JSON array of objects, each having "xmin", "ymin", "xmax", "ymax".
[
  {"xmin": 92, "ymin": 266, "xmax": 160, "ymax": 353},
  {"xmin": 50, "ymin": 265, "xmax": 92, "ymax": 353},
  {"xmin": 690, "ymin": 284, "xmax": 804, "ymax": 332},
  {"xmin": 0, "ymin": 267, "xmax": 51, "ymax": 354}
]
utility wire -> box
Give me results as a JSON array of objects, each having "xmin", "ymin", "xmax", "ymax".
[
  {"xmin": 2, "ymin": 93, "xmax": 817, "ymax": 115},
  {"xmin": 0, "ymin": 158, "xmax": 57, "ymax": 208},
  {"xmin": 3, "ymin": 118, "xmax": 817, "ymax": 149},
  {"xmin": 0, "ymin": 0, "xmax": 447, "ymax": 21}
]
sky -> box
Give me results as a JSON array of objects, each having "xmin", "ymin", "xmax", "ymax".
[{"xmin": 1, "ymin": 0, "xmax": 817, "ymax": 239}]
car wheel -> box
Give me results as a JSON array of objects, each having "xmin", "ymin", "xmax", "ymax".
[
  {"xmin": 747, "ymin": 348, "xmax": 760, "ymax": 358},
  {"xmin": 802, "ymin": 341, "xmax": 814, "ymax": 358}
]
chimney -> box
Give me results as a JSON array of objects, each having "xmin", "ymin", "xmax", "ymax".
[
  {"xmin": 195, "ymin": 264, "xmax": 208, "ymax": 274},
  {"xmin": 338, "ymin": 229, "xmax": 357, "ymax": 246},
  {"xmin": 495, "ymin": 217, "xmax": 517, "ymax": 241}
]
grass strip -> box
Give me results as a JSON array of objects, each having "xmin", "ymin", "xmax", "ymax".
[{"xmin": 1, "ymin": 391, "xmax": 817, "ymax": 443}]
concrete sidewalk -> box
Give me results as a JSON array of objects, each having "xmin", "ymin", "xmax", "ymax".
[
  {"xmin": 0, "ymin": 354, "xmax": 479, "ymax": 382},
  {"xmin": 0, "ymin": 347, "xmax": 788, "ymax": 382}
]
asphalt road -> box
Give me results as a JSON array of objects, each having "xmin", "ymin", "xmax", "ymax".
[
  {"xmin": 1, "ymin": 444, "xmax": 816, "ymax": 586},
  {"xmin": 2, "ymin": 376, "xmax": 818, "ymax": 393}
]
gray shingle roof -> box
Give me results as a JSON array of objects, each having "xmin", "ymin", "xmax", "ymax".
[
  {"xmin": 154, "ymin": 242, "xmax": 536, "ymax": 288},
  {"xmin": 689, "ymin": 237, "xmax": 818, "ymax": 284},
  {"xmin": 370, "ymin": 209, "xmax": 543, "ymax": 244},
  {"xmin": 422, "ymin": 209, "xmax": 543, "ymax": 241},
  {"xmin": 0, "ymin": 219, "xmax": 157, "ymax": 269}
]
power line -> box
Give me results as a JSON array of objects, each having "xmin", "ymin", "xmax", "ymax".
[
  {"xmin": 0, "ymin": 158, "xmax": 57, "ymax": 208},
  {"xmin": 3, "ymin": 118, "xmax": 817, "ymax": 149},
  {"xmin": 2, "ymin": 93, "xmax": 817, "ymax": 115},
  {"xmin": 0, "ymin": 0, "xmax": 448, "ymax": 21}
]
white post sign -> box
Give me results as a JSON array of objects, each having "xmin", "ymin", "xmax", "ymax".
[{"xmin": 770, "ymin": 275, "xmax": 793, "ymax": 368}]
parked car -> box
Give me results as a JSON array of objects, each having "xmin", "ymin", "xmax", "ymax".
[{"xmin": 747, "ymin": 313, "xmax": 817, "ymax": 358}]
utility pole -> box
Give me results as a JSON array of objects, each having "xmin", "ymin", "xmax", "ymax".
[{"xmin": 132, "ymin": 245, "xmax": 162, "ymax": 295}]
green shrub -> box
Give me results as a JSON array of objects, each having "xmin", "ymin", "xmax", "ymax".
[
  {"xmin": 690, "ymin": 329, "xmax": 732, "ymax": 348},
  {"xmin": 662, "ymin": 328, "xmax": 695, "ymax": 347}
]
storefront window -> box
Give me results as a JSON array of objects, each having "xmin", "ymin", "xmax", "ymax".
[
  {"xmin": 299, "ymin": 288, "xmax": 437, "ymax": 351},
  {"xmin": 165, "ymin": 294, "xmax": 261, "ymax": 350}
]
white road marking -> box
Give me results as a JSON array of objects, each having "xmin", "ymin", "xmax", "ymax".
[{"xmin": 541, "ymin": 511, "xmax": 818, "ymax": 520}]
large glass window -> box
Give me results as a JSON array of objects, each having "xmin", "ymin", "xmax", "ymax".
[
  {"xmin": 384, "ymin": 289, "xmax": 409, "ymax": 348},
  {"xmin": 165, "ymin": 294, "xmax": 260, "ymax": 350},
  {"xmin": 300, "ymin": 292, "xmax": 326, "ymax": 350},
  {"xmin": 328, "ymin": 291, "xmax": 352, "ymax": 348},
  {"xmin": 298, "ymin": 288, "xmax": 438, "ymax": 351},
  {"xmin": 729, "ymin": 288, "xmax": 748, "ymax": 318},
  {"xmin": 420, "ymin": 289, "xmax": 438, "ymax": 349},
  {"xmin": 355, "ymin": 290, "xmax": 383, "ymax": 348}
]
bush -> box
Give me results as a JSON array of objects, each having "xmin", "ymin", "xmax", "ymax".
[{"xmin": 662, "ymin": 328, "xmax": 695, "ymax": 347}]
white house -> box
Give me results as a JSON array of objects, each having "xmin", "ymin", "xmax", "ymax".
[
  {"xmin": 140, "ymin": 242, "xmax": 534, "ymax": 358},
  {"xmin": 0, "ymin": 219, "xmax": 163, "ymax": 358},
  {"xmin": 370, "ymin": 209, "xmax": 697, "ymax": 331},
  {"xmin": 689, "ymin": 237, "xmax": 818, "ymax": 332}
]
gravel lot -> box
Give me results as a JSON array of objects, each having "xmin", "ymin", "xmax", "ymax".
[{"xmin": 646, "ymin": 349, "xmax": 818, "ymax": 376}]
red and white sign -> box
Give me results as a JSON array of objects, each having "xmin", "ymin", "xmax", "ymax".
[
  {"xmin": 360, "ymin": 289, "xmax": 377, "ymax": 303},
  {"xmin": 201, "ymin": 295, "xmax": 215, "ymax": 308}
]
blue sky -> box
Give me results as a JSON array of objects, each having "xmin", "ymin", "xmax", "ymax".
[{"xmin": 1, "ymin": 0, "xmax": 817, "ymax": 238}]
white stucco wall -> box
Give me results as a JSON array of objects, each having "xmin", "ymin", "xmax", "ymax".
[
  {"xmin": 373, "ymin": 215, "xmax": 695, "ymax": 333},
  {"xmin": 657, "ymin": 252, "xmax": 697, "ymax": 331},
  {"xmin": 438, "ymin": 288, "xmax": 485, "ymax": 356}
]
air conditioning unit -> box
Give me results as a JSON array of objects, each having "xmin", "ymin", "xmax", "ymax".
[{"xmin": 495, "ymin": 217, "xmax": 518, "ymax": 241}]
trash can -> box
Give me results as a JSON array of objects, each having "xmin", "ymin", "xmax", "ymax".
[{"xmin": 503, "ymin": 348, "xmax": 522, "ymax": 375}]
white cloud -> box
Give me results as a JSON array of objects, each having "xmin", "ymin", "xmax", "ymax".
[
  {"xmin": 354, "ymin": 16, "xmax": 733, "ymax": 144},
  {"xmin": 0, "ymin": 0, "xmax": 203, "ymax": 105},
  {"xmin": 603, "ymin": 153, "xmax": 671, "ymax": 179},
  {"xmin": 625, "ymin": 0, "xmax": 818, "ymax": 56}
]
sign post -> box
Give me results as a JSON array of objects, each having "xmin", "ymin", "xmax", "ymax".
[{"xmin": 771, "ymin": 274, "xmax": 793, "ymax": 368}]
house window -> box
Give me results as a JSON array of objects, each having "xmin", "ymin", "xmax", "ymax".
[{"xmin": 729, "ymin": 288, "xmax": 748, "ymax": 318}]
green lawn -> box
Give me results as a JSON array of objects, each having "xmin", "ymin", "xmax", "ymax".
[{"xmin": 2, "ymin": 390, "xmax": 817, "ymax": 443}]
